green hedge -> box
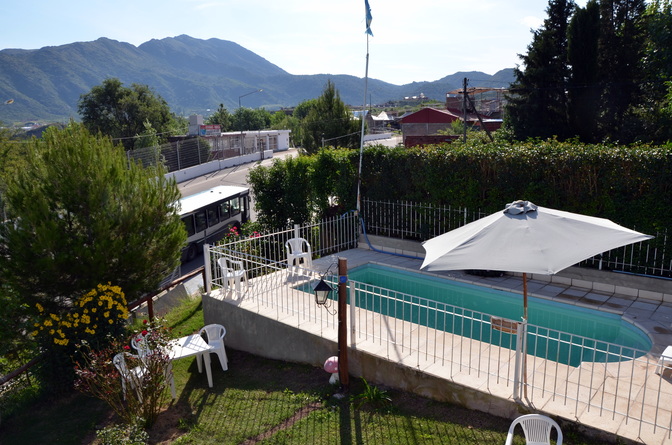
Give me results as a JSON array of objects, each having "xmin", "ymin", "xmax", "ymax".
[{"xmin": 248, "ymin": 140, "xmax": 672, "ymax": 233}]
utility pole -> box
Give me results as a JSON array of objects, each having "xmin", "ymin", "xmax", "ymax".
[
  {"xmin": 462, "ymin": 78, "xmax": 468, "ymax": 143},
  {"xmin": 465, "ymin": 92, "xmax": 494, "ymax": 142}
]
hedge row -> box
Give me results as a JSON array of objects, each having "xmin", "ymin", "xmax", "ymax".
[{"xmin": 249, "ymin": 140, "xmax": 672, "ymax": 233}]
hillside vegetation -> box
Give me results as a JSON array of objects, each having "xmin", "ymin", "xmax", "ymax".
[{"xmin": 0, "ymin": 35, "xmax": 514, "ymax": 123}]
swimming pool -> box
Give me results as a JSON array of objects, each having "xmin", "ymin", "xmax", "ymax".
[{"xmin": 343, "ymin": 263, "xmax": 652, "ymax": 367}]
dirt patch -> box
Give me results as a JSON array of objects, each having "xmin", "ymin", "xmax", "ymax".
[
  {"xmin": 239, "ymin": 401, "xmax": 324, "ymax": 444},
  {"xmin": 148, "ymin": 403, "xmax": 194, "ymax": 444}
]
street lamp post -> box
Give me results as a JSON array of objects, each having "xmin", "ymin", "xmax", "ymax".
[{"xmin": 238, "ymin": 89, "xmax": 263, "ymax": 108}]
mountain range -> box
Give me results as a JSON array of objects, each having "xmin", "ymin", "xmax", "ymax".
[{"xmin": 0, "ymin": 35, "xmax": 515, "ymax": 123}]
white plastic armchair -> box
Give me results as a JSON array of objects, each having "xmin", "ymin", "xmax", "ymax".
[
  {"xmin": 504, "ymin": 414, "xmax": 563, "ymax": 445},
  {"xmin": 130, "ymin": 332, "xmax": 150, "ymax": 361},
  {"xmin": 217, "ymin": 257, "xmax": 248, "ymax": 292},
  {"xmin": 285, "ymin": 238, "xmax": 312, "ymax": 275},
  {"xmin": 199, "ymin": 324, "xmax": 228, "ymax": 371},
  {"xmin": 113, "ymin": 352, "xmax": 147, "ymax": 401},
  {"xmin": 114, "ymin": 351, "xmax": 176, "ymax": 401}
]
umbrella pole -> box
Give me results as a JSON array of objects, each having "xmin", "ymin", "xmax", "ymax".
[
  {"xmin": 523, "ymin": 273, "xmax": 528, "ymax": 321},
  {"xmin": 522, "ymin": 273, "xmax": 528, "ymax": 399}
]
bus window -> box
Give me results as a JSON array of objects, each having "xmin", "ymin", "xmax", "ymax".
[
  {"xmin": 218, "ymin": 201, "xmax": 230, "ymax": 219},
  {"xmin": 194, "ymin": 210, "xmax": 207, "ymax": 233},
  {"xmin": 230, "ymin": 197, "xmax": 241, "ymax": 216},
  {"xmin": 182, "ymin": 215, "xmax": 196, "ymax": 237},
  {"xmin": 207, "ymin": 204, "xmax": 219, "ymax": 226}
]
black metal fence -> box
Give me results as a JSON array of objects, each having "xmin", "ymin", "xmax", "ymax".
[{"xmin": 360, "ymin": 198, "xmax": 672, "ymax": 278}]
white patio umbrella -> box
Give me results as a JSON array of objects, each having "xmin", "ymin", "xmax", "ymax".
[{"xmin": 421, "ymin": 200, "xmax": 654, "ymax": 321}]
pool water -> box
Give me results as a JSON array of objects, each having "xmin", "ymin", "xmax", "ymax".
[{"xmin": 343, "ymin": 263, "xmax": 651, "ymax": 367}]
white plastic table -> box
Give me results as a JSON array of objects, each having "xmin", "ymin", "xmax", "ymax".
[{"xmin": 168, "ymin": 334, "xmax": 216, "ymax": 387}]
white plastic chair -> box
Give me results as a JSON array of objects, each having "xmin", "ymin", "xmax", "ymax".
[
  {"xmin": 285, "ymin": 238, "xmax": 312, "ymax": 275},
  {"xmin": 199, "ymin": 324, "xmax": 228, "ymax": 371},
  {"xmin": 656, "ymin": 345, "xmax": 672, "ymax": 375},
  {"xmin": 505, "ymin": 414, "xmax": 563, "ymax": 445},
  {"xmin": 113, "ymin": 352, "xmax": 147, "ymax": 401},
  {"xmin": 130, "ymin": 332, "xmax": 150, "ymax": 361},
  {"xmin": 217, "ymin": 257, "xmax": 248, "ymax": 292},
  {"xmin": 113, "ymin": 352, "xmax": 176, "ymax": 401}
]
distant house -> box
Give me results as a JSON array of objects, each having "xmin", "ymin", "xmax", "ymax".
[
  {"xmin": 353, "ymin": 109, "xmax": 394, "ymax": 134},
  {"xmin": 170, "ymin": 115, "xmax": 291, "ymax": 162},
  {"xmin": 371, "ymin": 111, "xmax": 393, "ymax": 132},
  {"xmin": 399, "ymin": 108, "xmax": 461, "ymax": 147}
]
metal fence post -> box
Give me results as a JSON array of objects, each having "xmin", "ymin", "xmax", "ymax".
[
  {"xmin": 349, "ymin": 283, "xmax": 357, "ymax": 348},
  {"xmin": 513, "ymin": 320, "xmax": 528, "ymax": 401},
  {"xmin": 204, "ymin": 243, "xmax": 212, "ymax": 295},
  {"xmin": 177, "ymin": 141, "xmax": 181, "ymax": 171}
]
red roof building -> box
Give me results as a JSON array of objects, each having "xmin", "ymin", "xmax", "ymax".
[{"xmin": 399, "ymin": 108, "xmax": 462, "ymax": 146}]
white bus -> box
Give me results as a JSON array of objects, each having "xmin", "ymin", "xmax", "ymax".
[{"xmin": 178, "ymin": 185, "xmax": 251, "ymax": 261}]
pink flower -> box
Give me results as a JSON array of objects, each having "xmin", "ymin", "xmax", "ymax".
[
  {"xmin": 142, "ymin": 319, "xmax": 148, "ymax": 324},
  {"xmin": 141, "ymin": 330, "xmax": 148, "ymax": 336},
  {"xmin": 123, "ymin": 345, "xmax": 130, "ymax": 350}
]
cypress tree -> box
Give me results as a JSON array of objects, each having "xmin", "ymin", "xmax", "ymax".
[
  {"xmin": 567, "ymin": 0, "xmax": 601, "ymax": 142},
  {"xmin": 505, "ymin": 0, "xmax": 575, "ymax": 141},
  {"xmin": 596, "ymin": 0, "xmax": 648, "ymax": 142}
]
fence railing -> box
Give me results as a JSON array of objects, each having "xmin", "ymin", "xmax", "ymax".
[
  {"xmin": 209, "ymin": 212, "xmax": 360, "ymax": 271},
  {"xmin": 126, "ymin": 136, "xmax": 258, "ymax": 173},
  {"xmin": 361, "ymin": 198, "xmax": 672, "ymax": 278},
  {"xmin": 207, "ymin": 216, "xmax": 672, "ymax": 439}
]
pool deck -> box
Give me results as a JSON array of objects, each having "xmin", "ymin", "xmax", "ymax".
[{"xmin": 311, "ymin": 248, "xmax": 672, "ymax": 444}]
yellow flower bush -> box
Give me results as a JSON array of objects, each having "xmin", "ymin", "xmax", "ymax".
[{"xmin": 33, "ymin": 283, "xmax": 129, "ymax": 347}]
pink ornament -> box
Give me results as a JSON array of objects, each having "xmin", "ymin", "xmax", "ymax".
[{"xmin": 323, "ymin": 356, "xmax": 339, "ymax": 374}]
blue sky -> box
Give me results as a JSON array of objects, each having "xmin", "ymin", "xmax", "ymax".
[{"xmin": 1, "ymin": 0, "xmax": 586, "ymax": 86}]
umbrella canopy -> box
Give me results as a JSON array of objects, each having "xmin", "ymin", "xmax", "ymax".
[
  {"xmin": 420, "ymin": 200, "xmax": 653, "ymax": 395},
  {"xmin": 421, "ymin": 200, "xmax": 653, "ymax": 276}
]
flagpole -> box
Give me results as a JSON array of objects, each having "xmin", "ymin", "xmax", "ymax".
[
  {"xmin": 357, "ymin": 0, "xmax": 372, "ymax": 215},
  {"xmin": 356, "ymin": 35, "xmax": 369, "ymax": 215}
]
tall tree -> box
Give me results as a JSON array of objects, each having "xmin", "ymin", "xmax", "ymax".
[
  {"xmin": 231, "ymin": 107, "xmax": 272, "ymax": 131},
  {"xmin": 78, "ymin": 78, "xmax": 177, "ymax": 150},
  {"xmin": 0, "ymin": 122, "xmax": 186, "ymax": 315},
  {"xmin": 505, "ymin": 0, "xmax": 575, "ymax": 141},
  {"xmin": 640, "ymin": 0, "xmax": 672, "ymax": 142},
  {"xmin": 567, "ymin": 0, "xmax": 601, "ymax": 142},
  {"xmin": 206, "ymin": 103, "xmax": 232, "ymax": 131},
  {"xmin": 597, "ymin": 0, "xmax": 648, "ymax": 142},
  {"xmin": 301, "ymin": 80, "xmax": 361, "ymax": 154}
]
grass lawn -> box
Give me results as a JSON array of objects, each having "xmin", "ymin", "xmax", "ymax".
[{"xmin": 0, "ymin": 296, "xmax": 608, "ymax": 444}]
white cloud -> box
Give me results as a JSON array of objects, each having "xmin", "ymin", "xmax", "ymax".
[{"xmin": 521, "ymin": 16, "xmax": 544, "ymax": 31}]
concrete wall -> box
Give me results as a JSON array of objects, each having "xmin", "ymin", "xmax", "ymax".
[
  {"xmin": 165, "ymin": 150, "xmax": 273, "ymax": 184},
  {"xmin": 202, "ymin": 292, "xmax": 520, "ymax": 420}
]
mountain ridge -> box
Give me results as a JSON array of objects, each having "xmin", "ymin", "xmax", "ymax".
[{"xmin": 0, "ymin": 35, "xmax": 515, "ymax": 123}]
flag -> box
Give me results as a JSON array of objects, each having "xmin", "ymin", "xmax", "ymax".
[{"xmin": 365, "ymin": 0, "xmax": 373, "ymax": 36}]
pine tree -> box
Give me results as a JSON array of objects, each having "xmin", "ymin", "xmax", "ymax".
[
  {"xmin": 505, "ymin": 0, "xmax": 575, "ymax": 141},
  {"xmin": 567, "ymin": 0, "xmax": 601, "ymax": 142},
  {"xmin": 301, "ymin": 80, "xmax": 361, "ymax": 154},
  {"xmin": 0, "ymin": 122, "xmax": 186, "ymax": 315},
  {"xmin": 597, "ymin": 0, "xmax": 648, "ymax": 141}
]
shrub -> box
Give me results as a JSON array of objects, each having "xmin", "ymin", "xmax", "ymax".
[
  {"xmin": 96, "ymin": 418, "xmax": 149, "ymax": 445},
  {"xmin": 351, "ymin": 378, "xmax": 392, "ymax": 412},
  {"xmin": 31, "ymin": 283, "xmax": 129, "ymax": 392},
  {"xmin": 74, "ymin": 319, "xmax": 174, "ymax": 428}
]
